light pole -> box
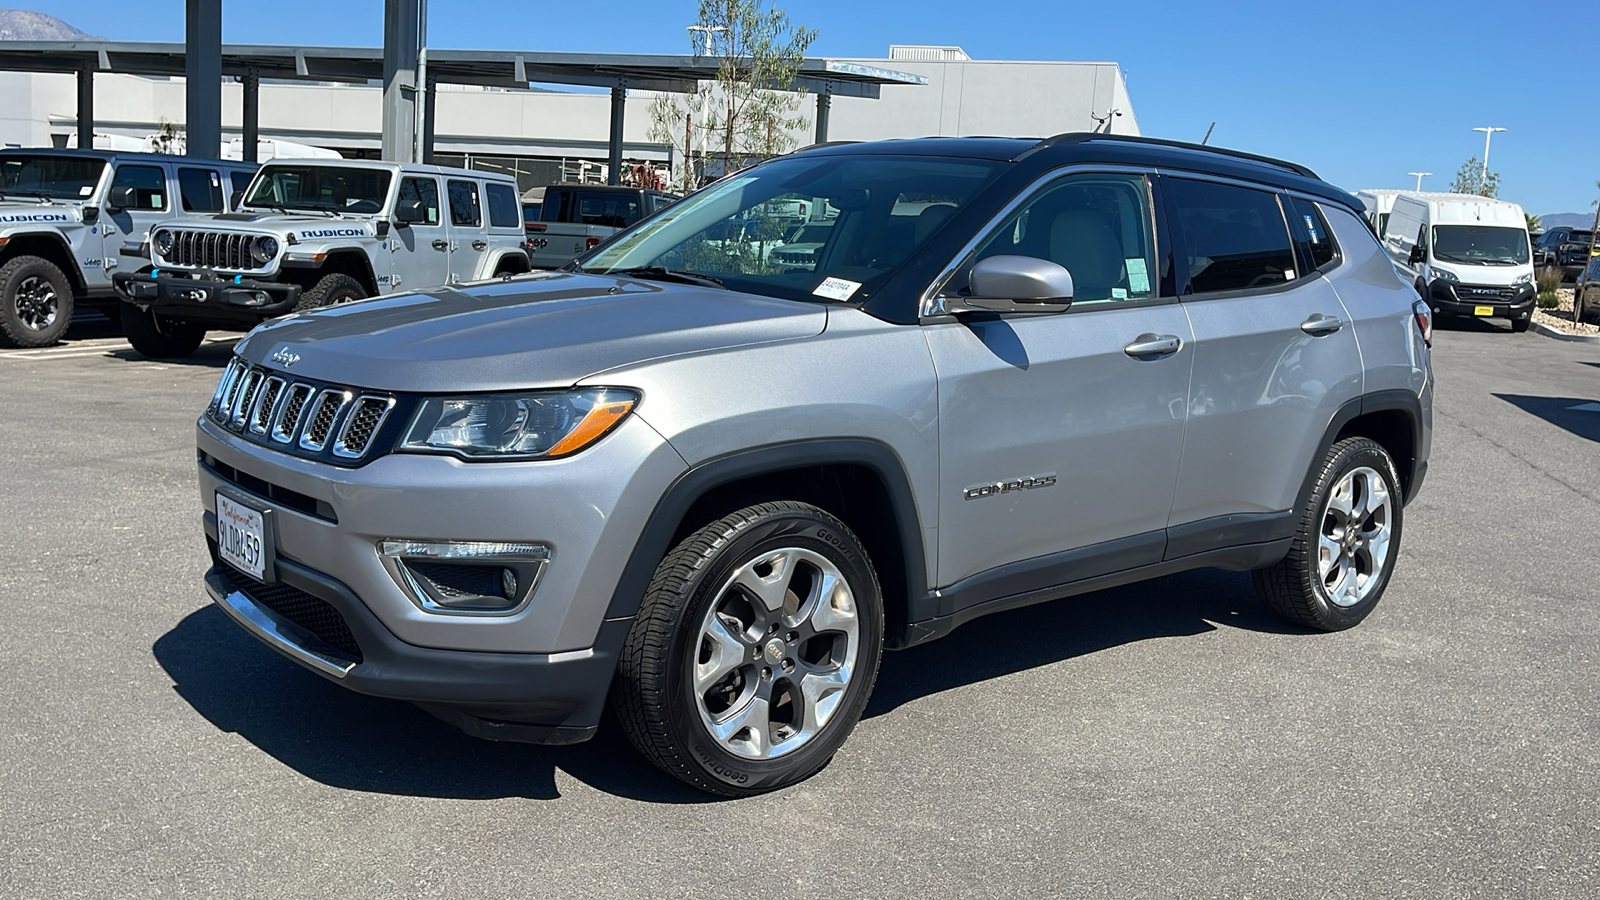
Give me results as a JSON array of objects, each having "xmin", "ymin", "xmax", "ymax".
[
  {"xmin": 1471, "ymin": 126, "xmax": 1505, "ymax": 193},
  {"xmin": 1407, "ymin": 171, "xmax": 1432, "ymax": 191},
  {"xmin": 686, "ymin": 25, "xmax": 727, "ymax": 56}
]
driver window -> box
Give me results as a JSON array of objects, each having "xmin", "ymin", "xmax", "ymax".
[
  {"xmin": 397, "ymin": 177, "xmax": 440, "ymax": 226},
  {"xmin": 949, "ymin": 173, "xmax": 1157, "ymax": 305}
]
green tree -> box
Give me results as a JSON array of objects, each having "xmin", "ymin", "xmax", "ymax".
[
  {"xmin": 1449, "ymin": 156, "xmax": 1500, "ymax": 197},
  {"xmin": 1526, "ymin": 212, "xmax": 1541, "ymax": 232},
  {"xmin": 649, "ymin": 0, "xmax": 817, "ymax": 192}
]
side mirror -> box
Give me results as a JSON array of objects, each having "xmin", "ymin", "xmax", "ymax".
[
  {"xmin": 395, "ymin": 198, "xmax": 427, "ymax": 225},
  {"xmin": 106, "ymin": 185, "xmax": 136, "ymax": 211},
  {"xmin": 229, "ymin": 190, "xmax": 244, "ymax": 210},
  {"xmin": 948, "ymin": 256, "xmax": 1074, "ymax": 314},
  {"xmin": 1408, "ymin": 246, "xmax": 1425, "ymax": 266}
]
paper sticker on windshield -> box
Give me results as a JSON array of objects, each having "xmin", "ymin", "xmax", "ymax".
[
  {"xmin": 1126, "ymin": 258, "xmax": 1150, "ymax": 293},
  {"xmin": 813, "ymin": 277, "xmax": 862, "ymax": 301},
  {"xmin": 78, "ymin": 186, "xmax": 93, "ymax": 197}
]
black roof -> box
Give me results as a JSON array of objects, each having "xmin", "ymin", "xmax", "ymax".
[
  {"xmin": 0, "ymin": 147, "xmax": 248, "ymax": 166},
  {"xmin": 796, "ymin": 133, "xmax": 1362, "ymax": 213}
]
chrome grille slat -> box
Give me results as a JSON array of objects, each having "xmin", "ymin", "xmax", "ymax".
[
  {"xmin": 249, "ymin": 377, "xmax": 286, "ymax": 435},
  {"xmin": 272, "ymin": 384, "xmax": 314, "ymax": 443},
  {"xmin": 300, "ymin": 389, "xmax": 352, "ymax": 451},
  {"xmin": 207, "ymin": 361, "xmax": 393, "ymax": 461},
  {"xmin": 229, "ymin": 369, "xmax": 264, "ymax": 430},
  {"xmin": 332, "ymin": 396, "xmax": 396, "ymax": 458}
]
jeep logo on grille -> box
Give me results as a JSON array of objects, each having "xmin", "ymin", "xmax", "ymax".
[{"xmin": 270, "ymin": 346, "xmax": 301, "ymax": 367}]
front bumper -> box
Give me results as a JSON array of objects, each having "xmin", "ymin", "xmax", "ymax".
[
  {"xmin": 113, "ymin": 270, "xmax": 300, "ymax": 327},
  {"xmin": 1427, "ymin": 281, "xmax": 1535, "ymax": 320}
]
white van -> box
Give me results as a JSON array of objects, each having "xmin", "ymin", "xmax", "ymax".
[
  {"xmin": 1355, "ymin": 189, "xmax": 1404, "ymax": 236},
  {"xmin": 1382, "ymin": 192, "xmax": 1535, "ymax": 332}
]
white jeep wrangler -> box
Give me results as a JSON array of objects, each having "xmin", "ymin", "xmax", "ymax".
[{"xmin": 113, "ymin": 160, "xmax": 530, "ymax": 358}]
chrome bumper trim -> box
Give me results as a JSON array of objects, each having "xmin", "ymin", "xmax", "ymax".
[{"xmin": 205, "ymin": 573, "xmax": 356, "ymax": 679}]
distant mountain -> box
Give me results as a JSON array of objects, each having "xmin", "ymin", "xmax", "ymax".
[
  {"xmin": 0, "ymin": 7, "xmax": 102, "ymax": 41},
  {"xmin": 1539, "ymin": 212, "xmax": 1595, "ymax": 230}
]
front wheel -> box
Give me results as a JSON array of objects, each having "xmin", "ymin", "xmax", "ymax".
[
  {"xmin": 1253, "ymin": 437, "xmax": 1403, "ymax": 631},
  {"xmin": 0, "ymin": 255, "xmax": 74, "ymax": 348},
  {"xmin": 293, "ymin": 272, "xmax": 368, "ymax": 312},
  {"xmin": 1511, "ymin": 316, "xmax": 1531, "ymax": 333},
  {"xmin": 121, "ymin": 303, "xmax": 206, "ymax": 358},
  {"xmin": 614, "ymin": 501, "xmax": 884, "ymax": 796}
]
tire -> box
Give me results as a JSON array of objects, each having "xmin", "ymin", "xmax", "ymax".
[
  {"xmin": 614, "ymin": 501, "xmax": 885, "ymax": 796},
  {"xmin": 1511, "ymin": 317, "xmax": 1531, "ymax": 333},
  {"xmin": 1253, "ymin": 437, "xmax": 1403, "ymax": 632},
  {"xmin": 121, "ymin": 302, "xmax": 207, "ymax": 359},
  {"xmin": 293, "ymin": 272, "xmax": 368, "ymax": 313},
  {"xmin": 0, "ymin": 255, "xmax": 74, "ymax": 348}
]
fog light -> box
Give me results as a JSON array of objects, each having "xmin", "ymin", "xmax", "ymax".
[{"xmin": 378, "ymin": 540, "xmax": 549, "ymax": 616}]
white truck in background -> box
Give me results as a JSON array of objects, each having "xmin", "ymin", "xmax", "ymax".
[{"xmin": 523, "ymin": 184, "xmax": 678, "ymax": 269}]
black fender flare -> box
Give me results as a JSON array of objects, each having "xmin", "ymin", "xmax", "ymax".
[
  {"xmin": 0, "ymin": 230, "xmax": 85, "ymax": 290},
  {"xmin": 602, "ymin": 438, "xmax": 930, "ymax": 638},
  {"xmin": 1297, "ymin": 389, "xmax": 1425, "ymax": 512}
]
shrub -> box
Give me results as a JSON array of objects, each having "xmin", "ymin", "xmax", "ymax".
[{"xmin": 1536, "ymin": 267, "xmax": 1564, "ymax": 309}]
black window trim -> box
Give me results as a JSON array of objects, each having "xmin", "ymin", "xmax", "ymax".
[
  {"xmin": 920, "ymin": 163, "xmax": 1178, "ymax": 320},
  {"xmin": 1155, "ymin": 170, "xmax": 1310, "ymax": 303},
  {"xmin": 1283, "ymin": 191, "xmax": 1346, "ymax": 280}
]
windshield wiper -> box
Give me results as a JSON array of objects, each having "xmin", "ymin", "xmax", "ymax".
[
  {"xmin": 0, "ymin": 189, "xmax": 56, "ymax": 203},
  {"xmin": 600, "ymin": 266, "xmax": 725, "ymax": 288}
]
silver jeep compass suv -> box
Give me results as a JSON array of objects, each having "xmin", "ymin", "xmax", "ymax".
[{"xmin": 196, "ymin": 135, "xmax": 1433, "ymax": 796}]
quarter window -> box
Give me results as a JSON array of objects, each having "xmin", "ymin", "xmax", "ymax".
[
  {"xmin": 447, "ymin": 179, "xmax": 481, "ymax": 227},
  {"xmin": 397, "ymin": 177, "xmax": 440, "ymax": 226},
  {"xmin": 109, "ymin": 165, "xmax": 167, "ymax": 211},
  {"xmin": 1166, "ymin": 178, "xmax": 1296, "ymax": 294},
  {"xmin": 229, "ymin": 170, "xmax": 254, "ymax": 203},
  {"xmin": 1287, "ymin": 196, "xmax": 1339, "ymax": 271},
  {"xmin": 177, "ymin": 167, "xmax": 224, "ymax": 212},
  {"xmin": 950, "ymin": 172, "xmax": 1158, "ymax": 305},
  {"xmin": 485, "ymin": 182, "xmax": 520, "ymax": 229}
]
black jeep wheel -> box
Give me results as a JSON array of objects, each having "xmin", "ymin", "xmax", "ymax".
[
  {"xmin": 0, "ymin": 255, "xmax": 74, "ymax": 348},
  {"xmin": 614, "ymin": 501, "xmax": 884, "ymax": 796},
  {"xmin": 293, "ymin": 273, "xmax": 368, "ymax": 313},
  {"xmin": 121, "ymin": 303, "xmax": 207, "ymax": 359}
]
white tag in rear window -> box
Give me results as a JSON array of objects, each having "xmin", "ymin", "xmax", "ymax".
[{"xmin": 813, "ymin": 277, "xmax": 862, "ymax": 301}]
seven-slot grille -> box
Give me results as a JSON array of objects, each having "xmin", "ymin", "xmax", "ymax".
[
  {"xmin": 208, "ymin": 359, "xmax": 398, "ymax": 463},
  {"xmin": 158, "ymin": 230, "xmax": 268, "ymax": 272}
]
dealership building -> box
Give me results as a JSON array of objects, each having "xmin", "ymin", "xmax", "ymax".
[{"xmin": 0, "ymin": 42, "xmax": 1138, "ymax": 190}]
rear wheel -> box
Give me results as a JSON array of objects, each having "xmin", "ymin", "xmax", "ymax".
[
  {"xmin": 1511, "ymin": 316, "xmax": 1531, "ymax": 333},
  {"xmin": 1254, "ymin": 438, "xmax": 1403, "ymax": 631},
  {"xmin": 614, "ymin": 501, "xmax": 884, "ymax": 796},
  {"xmin": 121, "ymin": 303, "xmax": 206, "ymax": 358},
  {"xmin": 0, "ymin": 255, "xmax": 73, "ymax": 348},
  {"xmin": 293, "ymin": 272, "xmax": 368, "ymax": 313}
]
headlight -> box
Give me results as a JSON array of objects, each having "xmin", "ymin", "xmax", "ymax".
[
  {"xmin": 399, "ymin": 388, "xmax": 638, "ymax": 460},
  {"xmin": 153, "ymin": 229, "xmax": 174, "ymax": 256},
  {"xmin": 251, "ymin": 236, "xmax": 279, "ymax": 264},
  {"xmin": 1514, "ymin": 271, "xmax": 1535, "ymax": 285},
  {"xmin": 1429, "ymin": 266, "xmax": 1458, "ymax": 282}
]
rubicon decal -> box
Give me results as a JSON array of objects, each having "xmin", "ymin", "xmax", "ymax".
[
  {"xmin": 0, "ymin": 212, "xmax": 73, "ymax": 223},
  {"xmin": 964, "ymin": 473, "xmax": 1057, "ymax": 501},
  {"xmin": 296, "ymin": 228, "xmax": 368, "ymax": 239}
]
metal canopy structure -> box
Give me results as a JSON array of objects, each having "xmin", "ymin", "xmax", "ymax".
[{"xmin": 0, "ymin": 40, "xmax": 925, "ymax": 178}]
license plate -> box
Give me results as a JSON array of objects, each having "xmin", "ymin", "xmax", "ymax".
[
  {"xmin": 216, "ymin": 492, "xmax": 267, "ymax": 581},
  {"xmin": 1474, "ymin": 305, "xmax": 1494, "ymax": 316}
]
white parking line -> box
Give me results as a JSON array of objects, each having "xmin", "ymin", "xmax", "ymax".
[{"xmin": 0, "ymin": 336, "xmax": 235, "ymax": 362}]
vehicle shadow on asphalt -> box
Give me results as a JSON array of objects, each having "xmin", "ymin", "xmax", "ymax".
[
  {"xmin": 152, "ymin": 568, "xmax": 1296, "ymax": 804},
  {"xmin": 1433, "ymin": 316, "xmax": 1508, "ymax": 334},
  {"xmin": 1492, "ymin": 394, "xmax": 1600, "ymax": 443},
  {"xmin": 866, "ymin": 567, "xmax": 1299, "ymax": 718},
  {"xmin": 108, "ymin": 342, "xmax": 237, "ymax": 367}
]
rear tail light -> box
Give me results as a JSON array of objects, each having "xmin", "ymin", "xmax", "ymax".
[
  {"xmin": 585, "ymin": 237, "xmax": 603, "ymax": 250},
  {"xmin": 1411, "ymin": 299, "xmax": 1433, "ymax": 347}
]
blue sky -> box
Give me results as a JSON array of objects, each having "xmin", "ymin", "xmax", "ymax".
[{"xmin": 28, "ymin": 0, "xmax": 1598, "ymax": 216}]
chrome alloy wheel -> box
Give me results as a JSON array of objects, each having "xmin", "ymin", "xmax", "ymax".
[
  {"xmin": 693, "ymin": 547, "xmax": 860, "ymax": 760},
  {"xmin": 1318, "ymin": 466, "xmax": 1393, "ymax": 608},
  {"xmin": 14, "ymin": 275, "xmax": 58, "ymax": 332}
]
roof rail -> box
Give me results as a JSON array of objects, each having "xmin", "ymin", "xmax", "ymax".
[
  {"xmin": 1022, "ymin": 133, "xmax": 1320, "ymax": 180},
  {"xmin": 793, "ymin": 140, "xmax": 862, "ymax": 153}
]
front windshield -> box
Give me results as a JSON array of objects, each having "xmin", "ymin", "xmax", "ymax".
[
  {"xmin": 243, "ymin": 165, "xmax": 393, "ymax": 214},
  {"xmin": 577, "ymin": 154, "xmax": 1006, "ymax": 303},
  {"xmin": 0, "ymin": 154, "xmax": 106, "ymax": 200},
  {"xmin": 1432, "ymin": 225, "xmax": 1529, "ymax": 265}
]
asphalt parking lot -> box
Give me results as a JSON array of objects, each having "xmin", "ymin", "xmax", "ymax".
[{"xmin": 2, "ymin": 315, "xmax": 1597, "ymax": 899}]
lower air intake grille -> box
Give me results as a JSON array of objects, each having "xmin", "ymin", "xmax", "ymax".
[{"xmin": 214, "ymin": 562, "xmax": 363, "ymax": 664}]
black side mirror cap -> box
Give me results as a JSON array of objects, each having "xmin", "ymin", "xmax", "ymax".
[
  {"xmin": 106, "ymin": 185, "xmax": 136, "ymax": 211},
  {"xmin": 229, "ymin": 190, "xmax": 245, "ymax": 210},
  {"xmin": 395, "ymin": 198, "xmax": 427, "ymax": 225}
]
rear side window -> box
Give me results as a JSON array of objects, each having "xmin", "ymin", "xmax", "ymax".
[
  {"xmin": 544, "ymin": 189, "xmax": 643, "ymax": 228},
  {"xmin": 447, "ymin": 179, "xmax": 481, "ymax": 227},
  {"xmin": 1287, "ymin": 196, "xmax": 1339, "ymax": 271},
  {"xmin": 177, "ymin": 167, "xmax": 224, "ymax": 212},
  {"xmin": 1166, "ymin": 178, "xmax": 1296, "ymax": 294},
  {"xmin": 109, "ymin": 165, "xmax": 167, "ymax": 211},
  {"xmin": 485, "ymin": 182, "xmax": 520, "ymax": 228}
]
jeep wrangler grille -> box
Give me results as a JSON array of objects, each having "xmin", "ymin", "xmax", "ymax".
[
  {"xmin": 159, "ymin": 230, "xmax": 267, "ymax": 272},
  {"xmin": 208, "ymin": 358, "xmax": 399, "ymax": 465}
]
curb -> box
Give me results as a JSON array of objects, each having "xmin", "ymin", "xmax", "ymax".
[{"xmin": 1531, "ymin": 320, "xmax": 1600, "ymax": 343}]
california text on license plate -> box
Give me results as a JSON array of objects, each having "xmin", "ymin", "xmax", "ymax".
[
  {"xmin": 216, "ymin": 493, "xmax": 266, "ymax": 581},
  {"xmin": 1474, "ymin": 305, "xmax": 1495, "ymax": 316}
]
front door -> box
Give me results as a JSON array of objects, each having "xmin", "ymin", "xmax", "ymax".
[
  {"xmin": 389, "ymin": 175, "xmax": 450, "ymax": 292},
  {"xmin": 99, "ymin": 163, "xmax": 171, "ymax": 287},
  {"xmin": 926, "ymin": 171, "xmax": 1193, "ymax": 594}
]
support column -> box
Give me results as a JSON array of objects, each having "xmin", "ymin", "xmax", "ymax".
[
  {"xmin": 75, "ymin": 63, "xmax": 94, "ymax": 150},
  {"xmin": 184, "ymin": 0, "xmax": 222, "ymax": 158},
  {"xmin": 421, "ymin": 76, "xmax": 437, "ymax": 164},
  {"xmin": 381, "ymin": 0, "xmax": 420, "ymax": 162},
  {"xmin": 241, "ymin": 68, "xmax": 260, "ymax": 162},
  {"xmin": 815, "ymin": 88, "xmax": 832, "ymax": 144},
  {"xmin": 607, "ymin": 83, "xmax": 626, "ymax": 185}
]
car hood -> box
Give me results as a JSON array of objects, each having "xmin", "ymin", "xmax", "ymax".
[
  {"xmin": 199, "ymin": 212, "xmax": 378, "ymax": 241},
  {"xmin": 236, "ymin": 272, "xmax": 828, "ymax": 392}
]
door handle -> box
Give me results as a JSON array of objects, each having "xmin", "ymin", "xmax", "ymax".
[
  {"xmin": 1300, "ymin": 313, "xmax": 1345, "ymax": 336},
  {"xmin": 471, "ymin": 240, "xmax": 487, "ymax": 251},
  {"xmin": 431, "ymin": 239, "xmax": 449, "ymax": 251},
  {"xmin": 1123, "ymin": 333, "xmax": 1183, "ymax": 358}
]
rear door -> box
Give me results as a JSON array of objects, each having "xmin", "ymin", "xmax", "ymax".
[
  {"xmin": 1161, "ymin": 175, "xmax": 1363, "ymax": 548},
  {"xmin": 445, "ymin": 177, "xmax": 487, "ymax": 282},
  {"xmin": 483, "ymin": 179, "xmax": 526, "ymax": 272}
]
